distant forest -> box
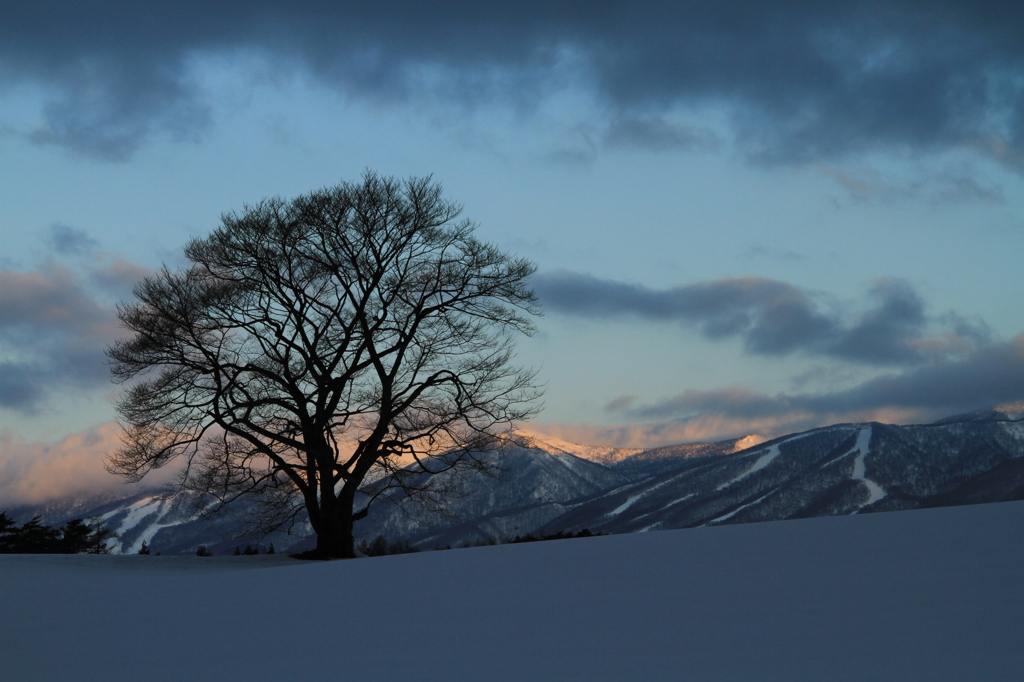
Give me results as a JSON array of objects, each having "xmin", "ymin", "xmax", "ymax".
[{"xmin": 0, "ymin": 512, "xmax": 114, "ymax": 554}]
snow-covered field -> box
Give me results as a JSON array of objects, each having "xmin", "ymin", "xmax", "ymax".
[{"xmin": 3, "ymin": 502, "xmax": 1023, "ymax": 681}]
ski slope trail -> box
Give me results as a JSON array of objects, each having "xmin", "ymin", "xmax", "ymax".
[{"xmin": 850, "ymin": 426, "xmax": 886, "ymax": 507}]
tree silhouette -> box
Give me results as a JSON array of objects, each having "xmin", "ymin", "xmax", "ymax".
[
  {"xmin": 107, "ymin": 172, "xmax": 541, "ymax": 558},
  {"xmin": 59, "ymin": 519, "xmax": 93, "ymax": 554},
  {"xmin": 0, "ymin": 512, "xmax": 17, "ymax": 553},
  {"xmin": 11, "ymin": 517, "xmax": 61, "ymax": 553},
  {"xmin": 0, "ymin": 514, "xmax": 114, "ymax": 554}
]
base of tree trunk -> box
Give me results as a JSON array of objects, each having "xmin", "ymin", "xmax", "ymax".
[
  {"xmin": 290, "ymin": 549, "xmax": 341, "ymax": 560},
  {"xmin": 290, "ymin": 545, "xmax": 357, "ymax": 560}
]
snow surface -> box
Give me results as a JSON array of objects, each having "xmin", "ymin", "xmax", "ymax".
[
  {"xmin": 715, "ymin": 442, "xmax": 779, "ymax": 490},
  {"xmin": 714, "ymin": 430, "xmax": 822, "ymax": 492},
  {"xmin": 850, "ymin": 426, "xmax": 886, "ymax": 506},
  {"xmin": 518, "ymin": 429, "xmax": 644, "ymax": 463},
  {"xmin": 706, "ymin": 489, "xmax": 775, "ymax": 524},
  {"xmin": 606, "ymin": 477, "xmax": 680, "ymax": 517},
  {"xmin": 3, "ymin": 501, "xmax": 1024, "ymax": 681},
  {"xmin": 729, "ymin": 433, "xmax": 768, "ymax": 452},
  {"xmin": 100, "ymin": 495, "xmax": 173, "ymax": 554}
]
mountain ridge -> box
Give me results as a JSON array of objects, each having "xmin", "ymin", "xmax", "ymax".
[{"xmin": 7, "ymin": 405, "xmax": 1024, "ymax": 554}]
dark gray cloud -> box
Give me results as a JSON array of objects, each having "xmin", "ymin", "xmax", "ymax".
[
  {"xmin": 542, "ymin": 335, "xmax": 1024, "ymax": 443},
  {"xmin": 2, "ymin": 2, "xmax": 1022, "ymax": 164},
  {"xmin": 606, "ymin": 329, "xmax": 1024, "ymax": 430},
  {"xmin": 533, "ymin": 271, "xmax": 990, "ymax": 366},
  {"xmin": 0, "ymin": 265, "xmax": 120, "ymax": 411},
  {"xmin": 604, "ymin": 116, "xmax": 720, "ymax": 152},
  {"xmin": 613, "ymin": 332, "xmax": 1024, "ymax": 425},
  {"xmin": 821, "ymin": 334, "xmax": 1024, "ymax": 414},
  {"xmin": 47, "ymin": 224, "xmax": 100, "ymax": 255}
]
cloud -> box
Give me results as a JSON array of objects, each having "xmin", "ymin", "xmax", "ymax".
[
  {"xmin": 0, "ymin": 265, "xmax": 115, "ymax": 339},
  {"xmin": 821, "ymin": 165, "xmax": 1006, "ymax": 204},
  {"xmin": 1, "ymin": 2, "xmax": 1022, "ymax": 165},
  {"xmin": 86, "ymin": 259, "xmax": 154, "ymax": 298},
  {"xmin": 0, "ymin": 421, "xmax": 176, "ymax": 508},
  {"xmin": 818, "ymin": 333, "xmax": 1024, "ymax": 414},
  {"xmin": 0, "ymin": 263, "xmax": 127, "ymax": 411},
  {"xmin": 47, "ymin": 224, "xmax": 100, "ymax": 255},
  {"xmin": 603, "ymin": 332, "xmax": 1024, "ymax": 439},
  {"xmin": 604, "ymin": 115, "xmax": 720, "ymax": 152},
  {"xmin": 532, "ymin": 402, "xmax": 930, "ymax": 448},
  {"xmin": 533, "ymin": 271, "xmax": 988, "ymax": 367}
]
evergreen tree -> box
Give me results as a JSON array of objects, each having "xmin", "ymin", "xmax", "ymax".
[
  {"xmin": 0, "ymin": 511, "xmax": 17, "ymax": 553},
  {"xmin": 14, "ymin": 517, "xmax": 62, "ymax": 553},
  {"xmin": 139, "ymin": 540, "xmax": 151, "ymax": 555},
  {"xmin": 59, "ymin": 519, "xmax": 93, "ymax": 554}
]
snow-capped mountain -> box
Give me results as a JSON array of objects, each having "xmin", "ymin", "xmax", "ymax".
[
  {"xmin": 10, "ymin": 406, "xmax": 1024, "ymax": 554},
  {"xmin": 351, "ymin": 439, "xmax": 636, "ymax": 548},
  {"xmin": 357, "ymin": 406, "xmax": 1024, "ymax": 548},
  {"xmin": 539, "ymin": 408, "xmax": 1024, "ymax": 537},
  {"xmin": 515, "ymin": 429, "xmax": 645, "ymax": 464}
]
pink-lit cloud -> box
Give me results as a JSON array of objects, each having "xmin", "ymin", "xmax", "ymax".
[
  {"xmin": 531, "ymin": 405, "xmax": 928, "ymax": 450},
  {"xmin": 0, "ymin": 422, "xmax": 177, "ymax": 509}
]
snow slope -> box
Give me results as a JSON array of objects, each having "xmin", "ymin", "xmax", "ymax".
[{"xmin": 2, "ymin": 501, "xmax": 1023, "ymax": 681}]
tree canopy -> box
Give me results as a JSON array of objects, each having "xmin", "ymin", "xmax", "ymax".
[{"xmin": 107, "ymin": 172, "xmax": 541, "ymax": 557}]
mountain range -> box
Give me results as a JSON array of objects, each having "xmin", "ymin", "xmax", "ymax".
[{"xmin": 6, "ymin": 404, "xmax": 1024, "ymax": 554}]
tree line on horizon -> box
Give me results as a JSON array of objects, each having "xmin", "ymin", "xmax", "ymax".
[{"xmin": 0, "ymin": 511, "xmax": 114, "ymax": 554}]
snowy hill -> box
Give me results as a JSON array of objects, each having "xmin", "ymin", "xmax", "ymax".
[{"xmin": 3, "ymin": 501, "xmax": 1023, "ymax": 681}]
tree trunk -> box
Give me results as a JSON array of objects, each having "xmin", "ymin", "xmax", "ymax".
[{"xmin": 313, "ymin": 492, "xmax": 356, "ymax": 559}]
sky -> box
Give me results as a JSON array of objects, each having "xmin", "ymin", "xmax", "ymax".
[{"xmin": 1, "ymin": 1, "xmax": 1024, "ymax": 506}]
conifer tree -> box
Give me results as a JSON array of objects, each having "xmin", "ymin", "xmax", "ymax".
[
  {"xmin": 0, "ymin": 512, "xmax": 16, "ymax": 553},
  {"xmin": 15, "ymin": 517, "xmax": 62, "ymax": 553},
  {"xmin": 59, "ymin": 519, "xmax": 93, "ymax": 554}
]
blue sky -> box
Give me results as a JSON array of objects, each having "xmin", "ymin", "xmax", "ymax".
[{"xmin": 1, "ymin": 1, "xmax": 1024, "ymax": 503}]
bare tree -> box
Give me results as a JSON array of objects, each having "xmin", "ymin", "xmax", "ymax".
[{"xmin": 107, "ymin": 172, "xmax": 541, "ymax": 558}]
